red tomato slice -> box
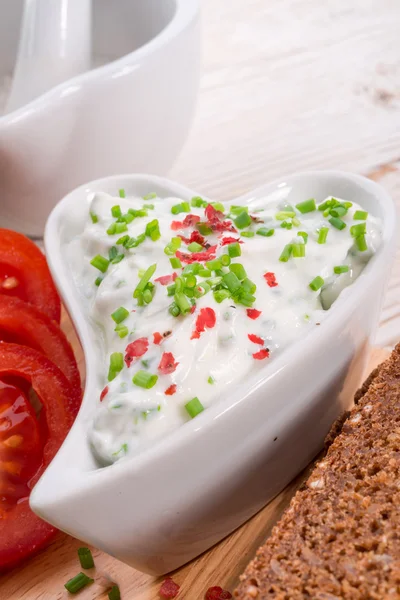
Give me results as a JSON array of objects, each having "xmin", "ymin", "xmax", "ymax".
[
  {"xmin": 0, "ymin": 343, "xmax": 78, "ymax": 571},
  {"xmin": 0, "ymin": 295, "xmax": 81, "ymax": 410},
  {"xmin": 0, "ymin": 229, "xmax": 61, "ymax": 323}
]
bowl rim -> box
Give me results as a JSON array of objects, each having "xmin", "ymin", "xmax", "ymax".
[
  {"xmin": 42, "ymin": 169, "xmax": 397, "ymax": 487},
  {"xmin": 0, "ymin": 0, "xmax": 200, "ymax": 124}
]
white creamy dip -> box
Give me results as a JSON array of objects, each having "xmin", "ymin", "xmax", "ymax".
[{"xmin": 67, "ymin": 190, "xmax": 381, "ymax": 464}]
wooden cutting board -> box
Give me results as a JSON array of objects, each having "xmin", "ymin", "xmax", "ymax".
[{"xmin": 0, "ymin": 311, "xmax": 388, "ymax": 600}]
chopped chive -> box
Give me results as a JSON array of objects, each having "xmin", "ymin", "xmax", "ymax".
[
  {"xmin": 120, "ymin": 212, "xmax": 134, "ymax": 224},
  {"xmin": 295, "ymin": 198, "xmax": 316, "ymax": 214},
  {"xmin": 132, "ymin": 370, "xmax": 158, "ymax": 389},
  {"xmin": 206, "ymin": 276, "xmax": 223, "ymax": 287},
  {"xmin": 108, "ymin": 585, "xmax": 121, "ymax": 600},
  {"xmin": 298, "ymin": 231, "xmax": 308, "ymax": 243},
  {"xmin": 191, "ymin": 196, "xmax": 207, "ymax": 208},
  {"xmin": 309, "ymin": 276, "xmax": 324, "ymax": 291},
  {"xmin": 115, "ymin": 324, "xmax": 129, "ymax": 338},
  {"xmin": 174, "ymin": 276, "xmax": 183, "ymax": 293},
  {"xmin": 211, "ymin": 202, "xmax": 225, "ymax": 212},
  {"xmin": 330, "ymin": 205, "xmax": 347, "ymax": 218},
  {"xmin": 167, "ymin": 284, "xmax": 176, "ymax": 296},
  {"xmin": 115, "ymin": 222, "xmax": 128, "ymax": 234},
  {"xmin": 111, "ymin": 306, "xmax": 129, "ymax": 324},
  {"xmin": 119, "ymin": 188, "xmax": 126, "ymax": 198},
  {"xmin": 275, "ymin": 210, "xmax": 296, "ymax": 220},
  {"xmin": 227, "ymin": 242, "xmax": 241, "ymax": 258},
  {"xmin": 109, "ymin": 246, "xmax": 118, "ymax": 261},
  {"xmin": 111, "ymin": 205, "xmax": 122, "ymax": 218},
  {"xmin": 241, "ymin": 278, "xmax": 256, "ymax": 294},
  {"xmin": 199, "ymin": 268, "xmax": 211, "ymax": 277},
  {"xmin": 143, "ymin": 288, "xmax": 153, "ymax": 304},
  {"xmin": 292, "ymin": 242, "xmax": 306, "ymax": 258},
  {"xmin": 116, "ymin": 234, "xmax": 130, "ymax": 246},
  {"xmin": 95, "ymin": 276, "xmax": 103, "ymax": 287},
  {"xmin": 108, "ymin": 352, "xmax": 124, "ymax": 381},
  {"xmin": 256, "ymin": 227, "xmax": 274, "ymax": 237},
  {"xmin": 223, "ymin": 271, "xmax": 241, "ymax": 293},
  {"xmin": 355, "ymin": 234, "xmax": 368, "ymax": 252},
  {"xmin": 208, "ymin": 376, "xmax": 215, "ymax": 384},
  {"xmin": 185, "ymin": 397, "xmax": 204, "ymax": 418},
  {"xmin": 318, "ymin": 199, "xmax": 334, "ymax": 211},
  {"xmin": 107, "ymin": 223, "xmax": 117, "ymax": 235},
  {"xmin": 78, "ymin": 547, "xmax": 94, "ymax": 569},
  {"xmin": 187, "ymin": 241, "xmax": 203, "ymax": 252},
  {"xmin": 279, "ymin": 244, "xmax": 292, "ymax": 262},
  {"xmin": 133, "ymin": 264, "xmax": 156, "ymax": 298},
  {"xmin": 164, "ymin": 237, "xmax": 181, "ymax": 255},
  {"xmin": 171, "ymin": 202, "xmax": 190, "ymax": 215},
  {"xmin": 125, "ymin": 233, "xmax": 146, "ymax": 249},
  {"xmin": 317, "ymin": 227, "xmax": 329, "ymax": 244},
  {"xmin": 174, "ymin": 292, "xmax": 191, "ymax": 314},
  {"xmin": 229, "ymin": 263, "xmax": 247, "ymax": 280},
  {"xmin": 170, "ymin": 257, "xmax": 182, "ymax": 268},
  {"xmin": 185, "ymin": 274, "xmax": 197, "ymax": 288},
  {"xmin": 235, "ymin": 292, "xmax": 256, "ymax": 307},
  {"xmin": 90, "ymin": 255, "xmax": 109, "ymax": 273},
  {"xmin": 230, "ymin": 205, "xmax": 248, "ymax": 216},
  {"xmin": 350, "ymin": 222, "xmax": 366, "ymax": 237},
  {"xmin": 334, "ymin": 265, "xmax": 349, "ymax": 274},
  {"xmin": 183, "ymin": 263, "xmax": 201, "ymax": 275},
  {"xmin": 128, "ymin": 208, "xmax": 148, "ymax": 218},
  {"xmin": 234, "ymin": 211, "xmax": 252, "ymax": 229},
  {"xmin": 206, "ymin": 258, "xmax": 222, "ymax": 271},
  {"xmin": 280, "ymin": 220, "xmax": 293, "ymax": 229},
  {"xmin": 169, "ymin": 302, "xmax": 181, "ymax": 317},
  {"xmin": 145, "ymin": 219, "xmax": 161, "ymax": 242},
  {"xmin": 353, "ymin": 210, "xmax": 368, "ymax": 220},
  {"xmin": 214, "ymin": 289, "xmax": 231, "ymax": 303},
  {"xmin": 143, "ymin": 204, "xmax": 155, "ymax": 210},
  {"xmin": 292, "ymin": 217, "xmax": 301, "ymax": 227},
  {"xmin": 241, "ymin": 231, "xmax": 255, "ymax": 238},
  {"xmin": 90, "ymin": 211, "xmax": 98, "ymax": 223},
  {"xmin": 64, "ymin": 572, "xmax": 94, "ymax": 594},
  {"xmin": 143, "ymin": 192, "xmax": 157, "ymax": 200},
  {"xmin": 329, "ymin": 217, "xmax": 346, "ymax": 230},
  {"xmin": 220, "ymin": 254, "xmax": 231, "ymax": 266},
  {"xmin": 196, "ymin": 223, "xmax": 213, "ymax": 235}
]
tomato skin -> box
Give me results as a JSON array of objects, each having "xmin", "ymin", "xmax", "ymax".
[
  {"xmin": 0, "ymin": 295, "xmax": 81, "ymax": 410},
  {"xmin": 0, "ymin": 229, "xmax": 61, "ymax": 323},
  {"xmin": 0, "ymin": 343, "xmax": 78, "ymax": 571}
]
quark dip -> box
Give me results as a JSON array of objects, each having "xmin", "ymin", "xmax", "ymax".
[{"xmin": 67, "ymin": 190, "xmax": 381, "ymax": 464}]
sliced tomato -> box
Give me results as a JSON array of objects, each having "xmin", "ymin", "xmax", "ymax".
[
  {"xmin": 0, "ymin": 343, "xmax": 77, "ymax": 571},
  {"xmin": 0, "ymin": 229, "xmax": 61, "ymax": 323},
  {"xmin": 0, "ymin": 295, "xmax": 81, "ymax": 409}
]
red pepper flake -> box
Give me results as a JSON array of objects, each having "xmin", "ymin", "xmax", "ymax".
[
  {"xmin": 264, "ymin": 272, "xmax": 278, "ymax": 287},
  {"xmin": 248, "ymin": 333, "xmax": 264, "ymax": 345},
  {"xmin": 155, "ymin": 274, "xmax": 176, "ymax": 285},
  {"xmin": 158, "ymin": 352, "xmax": 179, "ymax": 374},
  {"xmin": 191, "ymin": 307, "xmax": 216, "ymax": 339},
  {"xmin": 220, "ymin": 236, "xmax": 243, "ymax": 246},
  {"xmin": 124, "ymin": 337, "xmax": 149, "ymax": 367},
  {"xmin": 171, "ymin": 220, "xmax": 184, "ymax": 230},
  {"xmin": 153, "ymin": 332, "xmax": 163, "ymax": 345},
  {"xmin": 203, "ymin": 204, "xmax": 236, "ymax": 233},
  {"xmin": 205, "ymin": 587, "xmax": 233, "ymax": 600},
  {"xmin": 159, "ymin": 577, "xmax": 180, "ymax": 598},
  {"xmin": 176, "ymin": 245, "xmax": 217, "ymax": 264},
  {"xmin": 100, "ymin": 386, "xmax": 109, "ymax": 401},
  {"xmin": 171, "ymin": 214, "xmax": 201, "ymax": 230},
  {"xmin": 253, "ymin": 348, "xmax": 270, "ymax": 360},
  {"xmin": 164, "ymin": 384, "xmax": 177, "ymax": 396},
  {"xmin": 178, "ymin": 230, "xmax": 206, "ymax": 246},
  {"xmin": 172, "ymin": 272, "xmax": 178, "ymax": 281},
  {"xmin": 190, "ymin": 304, "xmax": 196, "ymax": 314},
  {"xmin": 246, "ymin": 308, "xmax": 262, "ymax": 320}
]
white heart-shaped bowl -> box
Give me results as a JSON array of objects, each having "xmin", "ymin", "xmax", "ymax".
[{"xmin": 31, "ymin": 171, "xmax": 396, "ymax": 575}]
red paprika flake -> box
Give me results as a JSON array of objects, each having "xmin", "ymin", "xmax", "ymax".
[
  {"xmin": 153, "ymin": 332, "xmax": 163, "ymax": 345},
  {"xmin": 100, "ymin": 386, "xmax": 109, "ymax": 401},
  {"xmin": 124, "ymin": 337, "xmax": 149, "ymax": 367},
  {"xmin": 220, "ymin": 236, "xmax": 243, "ymax": 246},
  {"xmin": 264, "ymin": 272, "xmax": 278, "ymax": 287},
  {"xmin": 155, "ymin": 274, "xmax": 175, "ymax": 285},
  {"xmin": 171, "ymin": 220, "xmax": 184, "ymax": 230},
  {"xmin": 176, "ymin": 245, "xmax": 217, "ymax": 264},
  {"xmin": 158, "ymin": 352, "xmax": 179, "ymax": 374},
  {"xmin": 246, "ymin": 308, "xmax": 262, "ymax": 320},
  {"xmin": 190, "ymin": 304, "xmax": 196, "ymax": 314},
  {"xmin": 203, "ymin": 204, "xmax": 236, "ymax": 233},
  {"xmin": 171, "ymin": 215, "xmax": 201, "ymax": 230},
  {"xmin": 164, "ymin": 384, "xmax": 177, "ymax": 396},
  {"xmin": 253, "ymin": 348, "xmax": 270, "ymax": 360},
  {"xmin": 248, "ymin": 333, "xmax": 264, "ymax": 345},
  {"xmin": 205, "ymin": 587, "xmax": 233, "ymax": 600},
  {"xmin": 159, "ymin": 577, "xmax": 180, "ymax": 598},
  {"xmin": 191, "ymin": 307, "xmax": 216, "ymax": 339}
]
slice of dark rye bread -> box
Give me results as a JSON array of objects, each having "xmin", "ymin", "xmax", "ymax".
[{"xmin": 234, "ymin": 345, "xmax": 400, "ymax": 600}]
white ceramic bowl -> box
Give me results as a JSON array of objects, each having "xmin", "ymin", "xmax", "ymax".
[
  {"xmin": 0, "ymin": 0, "xmax": 200, "ymax": 236},
  {"xmin": 31, "ymin": 171, "xmax": 396, "ymax": 575}
]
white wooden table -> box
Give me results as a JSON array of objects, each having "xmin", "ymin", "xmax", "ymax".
[{"xmin": 170, "ymin": 0, "xmax": 400, "ymax": 348}]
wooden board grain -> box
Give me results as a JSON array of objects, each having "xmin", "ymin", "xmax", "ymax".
[{"xmin": 0, "ymin": 306, "xmax": 388, "ymax": 599}]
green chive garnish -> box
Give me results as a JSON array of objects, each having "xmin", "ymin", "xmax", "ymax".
[
  {"xmin": 241, "ymin": 278, "xmax": 256, "ymax": 294},
  {"xmin": 191, "ymin": 196, "xmax": 207, "ymax": 208},
  {"xmin": 241, "ymin": 231, "xmax": 255, "ymax": 237},
  {"xmin": 350, "ymin": 222, "xmax": 366, "ymax": 237},
  {"xmin": 234, "ymin": 211, "xmax": 252, "ymax": 229},
  {"xmin": 230, "ymin": 205, "xmax": 248, "ymax": 216},
  {"xmin": 275, "ymin": 210, "xmax": 296, "ymax": 220},
  {"xmin": 309, "ymin": 276, "xmax": 324, "ymax": 291},
  {"xmin": 329, "ymin": 217, "xmax": 346, "ymax": 230},
  {"xmin": 229, "ymin": 263, "xmax": 247, "ymax": 280},
  {"xmin": 227, "ymin": 242, "xmax": 241, "ymax": 258},
  {"xmin": 125, "ymin": 233, "xmax": 146, "ymax": 248},
  {"xmin": 292, "ymin": 243, "xmax": 306, "ymax": 258},
  {"xmin": 211, "ymin": 202, "xmax": 225, "ymax": 212},
  {"xmin": 353, "ymin": 210, "xmax": 368, "ymax": 220},
  {"xmin": 298, "ymin": 231, "xmax": 308, "ymax": 243},
  {"xmin": 208, "ymin": 376, "xmax": 215, "ymax": 384},
  {"xmin": 145, "ymin": 219, "xmax": 161, "ymax": 241},
  {"xmin": 317, "ymin": 227, "xmax": 329, "ymax": 244},
  {"xmin": 214, "ymin": 289, "xmax": 231, "ymax": 303},
  {"xmin": 78, "ymin": 547, "xmax": 94, "ymax": 569},
  {"xmin": 107, "ymin": 223, "xmax": 117, "ymax": 235},
  {"xmin": 132, "ymin": 370, "xmax": 158, "ymax": 389},
  {"xmin": 223, "ymin": 271, "xmax": 241, "ymax": 293},
  {"xmin": 95, "ymin": 276, "xmax": 103, "ymax": 287},
  {"xmin": 199, "ymin": 268, "xmax": 211, "ymax": 277},
  {"xmin": 171, "ymin": 202, "xmax": 190, "ymax": 215},
  {"xmin": 115, "ymin": 324, "xmax": 129, "ymax": 338},
  {"xmin": 220, "ymin": 254, "xmax": 230, "ymax": 266},
  {"xmin": 174, "ymin": 292, "xmax": 191, "ymax": 314},
  {"xmin": 143, "ymin": 192, "xmax": 157, "ymax": 200},
  {"xmin": 355, "ymin": 234, "xmax": 368, "ymax": 252},
  {"xmin": 295, "ymin": 198, "xmax": 316, "ymax": 214},
  {"xmin": 318, "ymin": 200, "xmax": 331, "ymax": 211},
  {"xmin": 170, "ymin": 257, "xmax": 182, "ymax": 268},
  {"xmin": 292, "ymin": 217, "xmax": 301, "ymax": 227},
  {"xmin": 167, "ymin": 284, "xmax": 176, "ymax": 296},
  {"xmin": 119, "ymin": 189, "xmax": 126, "ymax": 198},
  {"xmin": 185, "ymin": 274, "xmax": 197, "ymax": 288},
  {"xmin": 108, "ymin": 585, "xmax": 121, "ymax": 600},
  {"xmin": 108, "ymin": 352, "xmax": 124, "ymax": 382},
  {"xmin": 64, "ymin": 572, "xmax": 94, "ymax": 594},
  {"xmin": 187, "ymin": 241, "xmax": 203, "ymax": 253},
  {"xmin": 143, "ymin": 288, "xmax": 153, "ymax": 304},
  {"xmin": 90, "ymin": 255, "xmax": 109, "ymax": 273},
  {"xmin": 169, "ymin": 302, "xmax": 180, "ymax": 317},
  {"xmin": 128, "ymin": 208, "xmax": 148, "ymax": 218},
  {"xmin": 119, "ymin": 212, "xmax": 134, "ymax": 224},
  {"xmin": 256, "ymin": 227, "xmax": 274, "ymax": 237},
  {"xmin": 206, "ymin": 258, "xmax": 222, "ymax": 271},
  {"xmin": 185, "ymin": 397, "xmax": 204, "ymax": 418},
  {"xmin": 90, "ymin": 211, "xmax": 98, "ymax": 223},
  {"xmin": 133, "ymin": 264, "xmax": 156, "ymax": 299},
  {"xmin": 279, "ymin": 244, "xmax": 292, "ymax": 262},
  {"xmin": 111, "ymin": 205, "xmax": 122, "ymax": 218},
  {"xmin": 116, "ymin": 235, "xmax": 129, "ymax": 246},
  {"xmin": 164, "ymin": 237, "xmax": 181, "ymax": 255},
  {"xmin": 330, "ymin": 205, "xmax": 347, "ymax": 218},
  {"xmin": 334, "ymin": 265, "xmax": 349, "ymax": 274},
  {"xmin": 111, "ymin": 306, "xmax": 129, "ymax": 324}
]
